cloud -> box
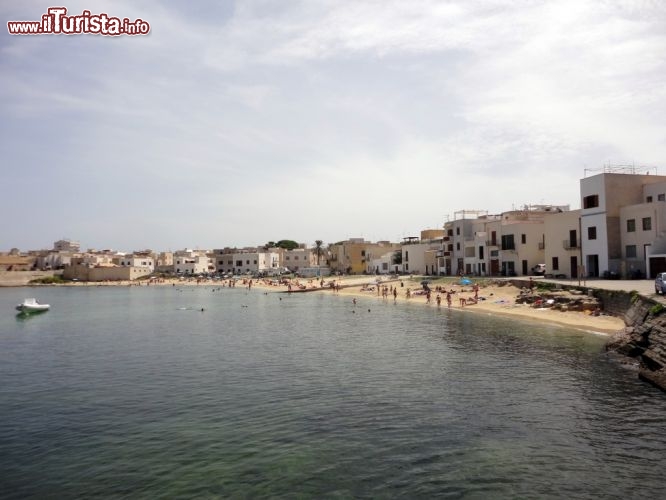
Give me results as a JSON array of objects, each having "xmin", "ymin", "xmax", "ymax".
[{"xmin": 1, "ymin": 1, "xmax": 665, "ymax": 250}]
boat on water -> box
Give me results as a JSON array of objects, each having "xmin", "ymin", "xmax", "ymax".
[{"xmin": 15, "ymin": 298, "xmax": 50, "ymax": 313}]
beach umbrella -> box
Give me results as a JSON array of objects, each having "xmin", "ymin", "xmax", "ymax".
[{"xmin": 460, "ymin": 278, "xmax": 472, "ymax": 285}]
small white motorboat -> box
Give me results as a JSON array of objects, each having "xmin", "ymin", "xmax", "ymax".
[{"xmin": 16, "ymin": 298, "xmax": 50, "ymax": 313}]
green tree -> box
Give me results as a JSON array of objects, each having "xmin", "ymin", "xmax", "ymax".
[
  {"xmin": 314, "ymin": 240, "xmax": 324, "ymax": 265},
  {"xmin": 276, "ymin": 240, "xmax": 299, "ymax": 250}
]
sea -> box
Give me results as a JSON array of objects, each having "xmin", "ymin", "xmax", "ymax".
[{"xmin": 1, "ymin": 285, "xmax": 665, "ymax": 499}]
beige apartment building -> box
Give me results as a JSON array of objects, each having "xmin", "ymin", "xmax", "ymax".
[
  {"xmin": 442, "ymin": 206, "xmax": 566, "ymax": 277},
  {"xmin": 282, "ymin": 248, "xmax": 316, "ymax": 272},
  {"xmin": 580, "ymin": 170, "xmax": 666, "ymax": 277},
  {"xmin": 614, "ymin": 178, "xmax": 666, "ymax": 278},
  {"xmin": 63, "ymin": 264, "xmax": 151, "ymax": 281},
  {"xmin": 328, "ymin": 239, "xmax": 400, "ymax": 274},
  {"xmin": 543, "ymin": 209, "xmax": 582, "ymax": 279}
]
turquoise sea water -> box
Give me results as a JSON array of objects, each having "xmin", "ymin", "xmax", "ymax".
[{"xmin": 1, "ymin": 286, "xmax": 665, "ymax": 499}]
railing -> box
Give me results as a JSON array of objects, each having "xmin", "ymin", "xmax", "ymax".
[
  {"xmin": 485, "ymin": 240, "xmax": 498, "ymax": 247},
  {"xmin": 563, "ymin": 239, "xmax": 581, "ymax": 250}
]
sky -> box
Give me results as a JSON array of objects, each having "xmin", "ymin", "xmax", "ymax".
[{"xmin": 2, "ymin": 1, "xmax": 666, "ymax": 252}]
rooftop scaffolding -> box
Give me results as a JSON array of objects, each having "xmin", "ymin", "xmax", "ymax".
[{"xmin": 584, "ymin": 163, "xmax": 658, "ymax": 177}]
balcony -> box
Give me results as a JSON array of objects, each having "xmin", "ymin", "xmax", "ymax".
[
  {"xmin": 443, "ymin": 251, "xmax": 451, "ymax": 256},
  {"xmin": 485, "ymin": 240, "xmax": 498, "ymax": 247},
  {"xmin": 563, "ymin": 239, "xmax": 581, "ymax": 250}
]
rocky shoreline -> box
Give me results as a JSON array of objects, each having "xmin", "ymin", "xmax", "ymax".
[{"xmin": 605, "ymin": 294, "xmax": 666, "ymax": 392}]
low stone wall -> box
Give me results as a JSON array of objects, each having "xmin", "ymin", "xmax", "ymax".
[{"xmin": 0, "ymin": 270, "xmax": 58, "ymax": 287}]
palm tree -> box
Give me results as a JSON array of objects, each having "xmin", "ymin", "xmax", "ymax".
[{"xmin": 314, "ymin": 240, "xmax": 324, "ymax": 266}]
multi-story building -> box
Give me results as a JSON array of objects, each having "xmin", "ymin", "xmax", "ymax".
[
  {"xmin": 174, "ymin": 249, "xmax": 214, "ymax": 275},
  {"xmin": 543, "ymin": 209, "xmax": 582, "ymax": 279},
  {"xmin": 213, "ymin": 250, "xmax": 280, "ymax": 275},
  {"xmin": 443, "ymin": 206, "xmax": 567, "ymax": 277},
  {"xmin": 400, "ymin": 230, "xmax": 445, "ymax": 275},
  {"xmin": 118, "ymin": 254, "xmax": 155, "ymax": 272},
  {"xmin": 282, "ymin": 248, "xmax": 316, "ymax": 272},
  {"xmin": 444, "ymin": 210, "xmax": 496, "ymax": 276},
  {"xmin": 53, "ymin": 239, "xmax": 80, "ymax": 252},
  {"xmin": 328, "ymin": 239, "xmax": 401, "ymax": 274},
  {"xmin": 580, "ymin": 169, "xmax": 666, "ymax": 277}
]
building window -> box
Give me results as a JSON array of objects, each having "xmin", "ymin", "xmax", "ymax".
[
  {"xmin": 643, "ymin": 217, "xmax": 652, "ymax": 231},
  {"xmin": 456, "ymin": 227, "xmax": 460, "ymax": 235},
  {"xmin": 456, "ymin": 243, "xmax": 460, "ymax": 251},
  {"xmin": 552, "ymin": 257, "xmax": 559, "ymax": 270},
  {"xmin": 588, "ymin": 227, "xmax": 597, "ymax": 240},
  {"xmin": 647, "ymin": 196, "xmax": 653, "ymax": 202},
  {"xmin": 501, "ymin": 234, "xmax": 515, "ymax": 250},
  {"xmin": 627, "ymin": 219, "xmax": 636, "ymax": 232},
  {"xmin": 405, "ymin": 251, "xmax": 409, "ymax": 261},
  {"xmin": 583, "ymin": 194, "xmax": 599, "ymax": 209},
  {"xmin": 521, "ymin": 234, "xmax": 526, "ymax": 244},
  {"xmin": 626, "ymin": 245, "xmax": 637, "ymax": 258},
  {"xmin": 659, "ymin": 194, "xmax": 666, "ymax": 201}
]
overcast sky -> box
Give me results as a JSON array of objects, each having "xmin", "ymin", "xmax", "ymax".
[{"xmin": 2, "ymin": 1, "xmax": 665, "ymax": 252}]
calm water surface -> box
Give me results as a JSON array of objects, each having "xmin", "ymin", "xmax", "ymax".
[{"xmin": 1, "ymin": 286, "xmax": 665, "ymax": 499}]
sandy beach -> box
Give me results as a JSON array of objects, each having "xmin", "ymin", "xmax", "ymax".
[
  {"xmin": 306, "ymin": 276, "xmax": 624, "ymax": 335},
  {"xmin": 28, "ymin": 275, "xmax": 625, "ymax": 334}
]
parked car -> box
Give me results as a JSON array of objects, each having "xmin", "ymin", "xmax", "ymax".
[
  {"xmin": 532, "ymin": 264, "xmax": 546, "ymax": 275},
  {"xmin": 655, "ymin": 272, "xmax": 666, "ymax": 294}
]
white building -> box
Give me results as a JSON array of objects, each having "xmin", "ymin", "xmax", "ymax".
[
  {"xmin": 215, "ymin": 252, "xmax": 280, "ymax": 275},
  {"xmin": 580, "ymin": 170, "xmax": 666, "ymax": 277},
  {"xmin": 53, "ymin": 239, "xmax": 80, "ymax": 252},
  {"xmin": 118, "ymin": 255, "xmax": 155, "ymax": 272},
  {"xmin": 367, "ymin": 251, "xmax": 398, "ymax": 275}
]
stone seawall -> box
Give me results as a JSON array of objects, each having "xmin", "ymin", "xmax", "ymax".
[{"xmin": 0, "ymin": 270, "xmax": 57, "ymax": 287}]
